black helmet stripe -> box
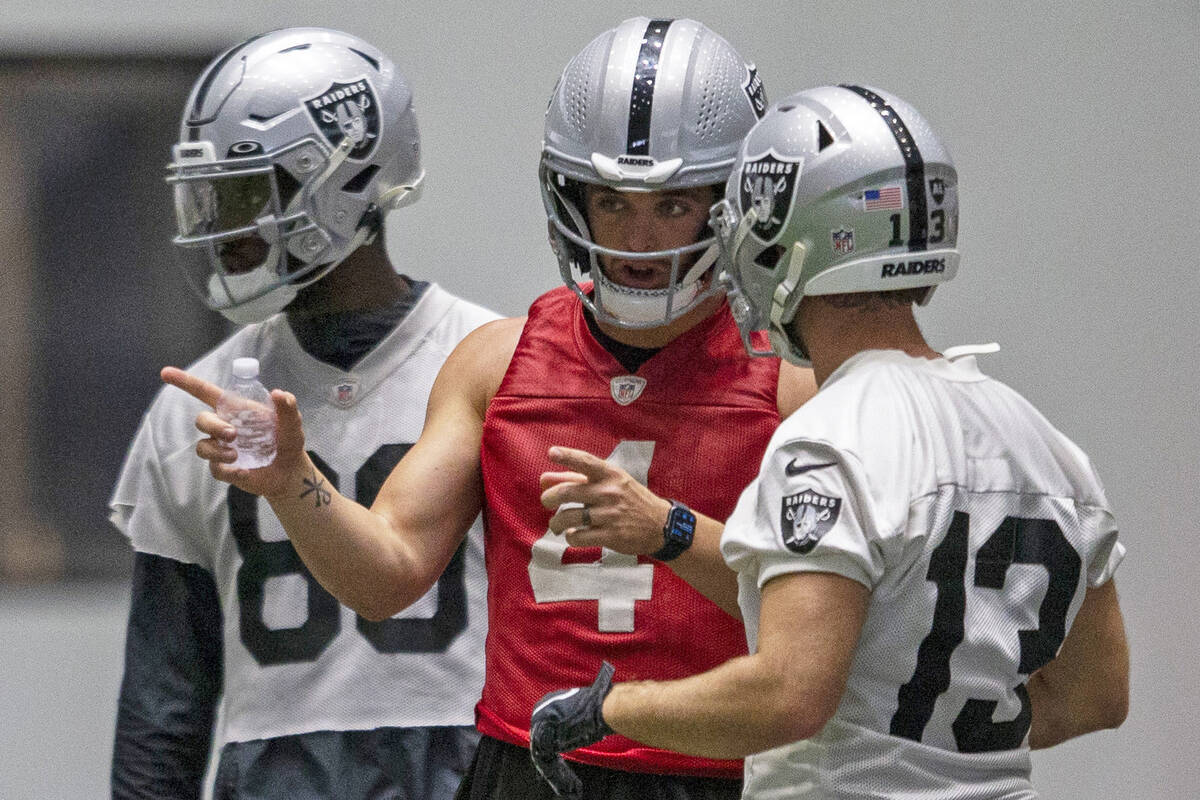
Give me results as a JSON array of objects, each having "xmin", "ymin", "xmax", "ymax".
[
  {"xmin": 840, "ymin": 84, "xmax": 928, "ymax": 253},
  {"xmin": 626, "ymin": 19, "xmax": 673, "ymax": 155}
]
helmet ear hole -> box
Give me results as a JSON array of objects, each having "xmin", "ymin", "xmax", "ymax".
[
  {"xmin": 754, "ymin": 244, "xmax": 786, "ymax": 269},
  {"xmin": 341, "ymin": 164, "xmax": 381, "ymax": 194}
]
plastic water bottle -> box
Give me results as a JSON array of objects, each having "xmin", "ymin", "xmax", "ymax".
[{"xmin": 216, "ymin": 357, "xmax": 277, "ymax": 469}]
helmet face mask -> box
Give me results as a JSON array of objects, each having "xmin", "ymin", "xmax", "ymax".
[
  {"xmin": 168, "ymin": 28, "xmax": 423, "ymax": 324},
  {"xmin": 717, "ymin": 85, "xmax": 960, "ymax": 365},
  {"xmin": 540, "ymin": 17, "xmax": 766, "ymax": 329}
]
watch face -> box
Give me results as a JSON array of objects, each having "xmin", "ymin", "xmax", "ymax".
[
  {"xmin": 656, "ymin": 502, "xmax": 696, "ymax": 561},
  {"xmin": 668, "ymin": 506, "xmax": 696, "ymax": 542}
]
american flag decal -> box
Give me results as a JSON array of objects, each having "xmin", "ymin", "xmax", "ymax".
[{"xmin": 863, "ymin": 185, "xmax": 903, "ymax": 211}]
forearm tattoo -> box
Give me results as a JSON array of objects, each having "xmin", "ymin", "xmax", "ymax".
[{"xmin": 299, "ymin": 469, "xmax": 332, "ymax": 508}]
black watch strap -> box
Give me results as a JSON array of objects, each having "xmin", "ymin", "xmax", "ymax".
[{"xmin": 653, "ymin": 500, "xmax": 696, "ymax": 561}]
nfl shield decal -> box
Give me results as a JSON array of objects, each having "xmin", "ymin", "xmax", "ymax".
[
  {"xmin": 831, "ymin": 228, "xmax": 855, "ymax": 256},
  {"xmin": 610, "ymin": 375, "xmax": 647, "ymax": 406},
  {"xmin": 739, "ymin": 149, "xmax": 802, "ymax": 245},
  {"xmin": 329, "ymin": 377, "xmax": 361, "ymax": 408},
  {"xmin": 780, "ymin": 489, "xmax": 841, "ymax": 554},
  {"xmin": 305, "ymin": 79, "xmax": 380, "ymax": 161}
]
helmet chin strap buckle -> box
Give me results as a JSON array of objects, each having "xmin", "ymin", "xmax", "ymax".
[{"xmin": 770, "ymin": 241, "xmax": 808, "ymax": 329}]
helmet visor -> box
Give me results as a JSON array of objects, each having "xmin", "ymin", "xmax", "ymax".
[{"xmin": 172, "ymin": 168, "xmax": 276, "ymax": 241}]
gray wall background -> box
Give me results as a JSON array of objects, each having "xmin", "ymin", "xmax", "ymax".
[{"xmin": 0, "ymin": 0, "xmax": 1195, "ymax": 797}]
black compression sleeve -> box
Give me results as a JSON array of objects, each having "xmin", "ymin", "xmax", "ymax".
[{"xmin": 111, "ymin": 552, "xmax": 224, "ymax": 800}]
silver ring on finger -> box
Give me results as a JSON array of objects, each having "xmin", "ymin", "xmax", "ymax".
[{"xmin": 581, "ymin": 504, "xmax": 592, "ymax": 528}]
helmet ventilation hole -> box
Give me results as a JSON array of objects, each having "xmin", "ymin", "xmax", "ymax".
[
  {"xmin": 348, "ymin": 47, "xmax": 380, "ymax": 70},
  {"xmin": 818, "ymin": 121, "xmax": 834, "ymax": 151},
  {"xmin": 754, "ymin": 244, "xmax": 786, "ymax": 269}
]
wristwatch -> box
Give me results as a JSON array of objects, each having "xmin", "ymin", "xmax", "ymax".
[{"xmin": 653, "ymin": 500, "xmax": 696, "ymax": 561}]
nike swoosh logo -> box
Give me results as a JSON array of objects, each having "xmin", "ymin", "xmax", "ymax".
[{"xmin": 784, "ymin": 460, "xmax": 837, "ymax": 477}]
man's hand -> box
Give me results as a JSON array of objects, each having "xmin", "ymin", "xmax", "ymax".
[
  {"xmin": 530, "ymin": 662, "xmax": 616, "ymax": 799},
  {"xmin": 539, "ymin": 447, "xmax": 670, "ymax": 555},
  {"xmin": 160, "ymin": 366, "xmax": 307, "ymax": 498}
]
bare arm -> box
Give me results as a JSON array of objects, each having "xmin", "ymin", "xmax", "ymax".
[
  {"xmin": 601, "ymin": 571, "xmax": 868, "ymax": 758},
  {"xmin": 1027, "ymin": 578, "xmax": 1129, "ymax": 748},
  {"xmin": 161, "ymin": 317, "xmax": 523, "ymax": 621}
]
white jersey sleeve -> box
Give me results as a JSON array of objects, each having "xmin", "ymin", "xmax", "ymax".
[
  {"xmin": 724, "ymin": 439, "xmax": 880, "ymax": 592},
  {"xmin": 723, "ymin": 350, "xmax": 1124, "ymax": 800},
  {"xmin": 110, "ymin": 357, "xmax": 229, "ymax": 569},
  {"xmin": 110, "ymin": 284, "xmax": 500, "ymax": 743}
]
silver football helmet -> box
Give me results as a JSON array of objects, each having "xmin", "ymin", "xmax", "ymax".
[
  {"xmin": 541, "ymin": 17, "xmax": 766, "ymax": 328},
  {"xmin": 167, "ymin": 27, "xmax": 423, "ymax": 324},
  {"xmin": 713, "ymin": 84, "xmax": 959, "ymax": 364}
]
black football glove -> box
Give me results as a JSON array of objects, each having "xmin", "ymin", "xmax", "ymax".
[{"xmin": 529, "ymin": 661, "xmax": 616, "ymax": 799}]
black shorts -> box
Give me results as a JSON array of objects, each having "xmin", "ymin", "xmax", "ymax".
[
  {"xmin": 455, "ymin": 735, "xmax": 742, "ymax": 800},
  {"xmin": 213, "ymin": 725, "xmax": 478, "ymax": 800}
]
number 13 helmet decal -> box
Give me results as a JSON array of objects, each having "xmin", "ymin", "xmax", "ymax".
[
  {"xmin": 713, "ymin": 85, "xmax": 959, "ymax": 364},
  {"xmin": 167, "ymin": 28, "xmax": 423, "ymax": 324},
  {"xmin": 541, "ymin": 17, "xmax": 766, "ymax": 328}
]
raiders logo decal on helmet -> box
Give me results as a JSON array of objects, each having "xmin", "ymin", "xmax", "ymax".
[
  {"xmin": 743, "ymin": 64, "xmax": 767, "ymax": 119},
  {"xmin": 739, "ymin": 149, "xmax": 802, "ymax": 245},
  {"xmin": 780, "ymin": 489, "xmax": 840, "ymax": 554},
  {"xmin": 305, "ymin": 79, "xmax": 380, "ymax": 161},
  {"xmin": 929, "ymin": 177, "xmax": 946, "ymax": 205}
]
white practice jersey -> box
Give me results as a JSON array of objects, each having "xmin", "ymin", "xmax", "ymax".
[
  {"xmin": 111, "ymin": 284, "xmax": 498, "ymax": 743},
  {"xmin": 722, "ymin": 349, "xmax": 1124, "ymax": 800}
]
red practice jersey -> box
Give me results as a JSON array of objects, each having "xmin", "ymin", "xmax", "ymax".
[{"xmin": 477, "ymin": 286, "xmax": 781, "ymax": 777}]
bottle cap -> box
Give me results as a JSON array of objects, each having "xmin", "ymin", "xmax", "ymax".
[{"xmin": 232, "ymin": 357, "xmax": 260, "ymax": 379}]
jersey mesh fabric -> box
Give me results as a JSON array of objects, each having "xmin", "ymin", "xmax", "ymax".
[
  {"xmin": 478, "ymin": 286, "xmax": 781, "ymax": 777},
  {"xmin": 110, "ymin": 285, "xmax": 499, "ymax": 743},
  {"xmin": 723, "ymin": 350, "xmax": 1123, "ymax": 799}
]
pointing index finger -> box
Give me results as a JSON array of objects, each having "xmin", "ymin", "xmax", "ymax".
[
  {"xmin": 547, "ymin": 446, "xmax": 610, "ymax": 480},
  {"xmin": 161, "ymin": 366, "xmax": 224, "ymax": 408}
]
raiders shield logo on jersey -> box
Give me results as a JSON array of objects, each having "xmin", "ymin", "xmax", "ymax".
[
  {"xmin": 739, "ymin": 150, "xmax": 802, "ymax": 244},
  {"xmin": 305, "ymin": 79, "xmax": 380, "ymax": 161},
  {"xmin": 780, "ymin": 490, "xmax": 841, "ymax": 554}
]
